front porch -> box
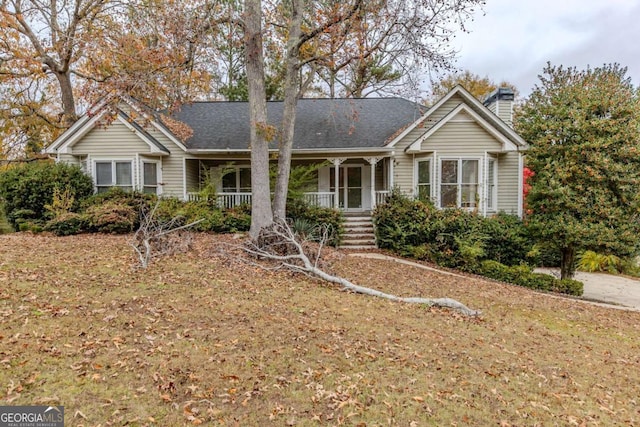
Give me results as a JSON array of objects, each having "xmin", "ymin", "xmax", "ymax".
[{"xmin": 184, "ymin": 157, "xmax": 393, "ymax": 211}]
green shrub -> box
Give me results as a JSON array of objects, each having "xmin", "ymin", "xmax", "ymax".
[
  {"xmin": 0, "ymin": 161, "xmax": 93, "ymax": 230},
  {"xmin": 373, "ymin": 191, "xmax": 535, "ymax": 269},
  {"xmin": 17, "ymin": 220, "xmax": 44, "ymax": 233},
  {"xmin": 85, "ymin": 201, "xmax": 138, "ymax": 234},
  {"xmin": 479, "ymin": 260, "xmax": 583, "ymax": 296},
  {"xmin": 373, "ymin": 189, "xmax": 432, "ymax": 251},
  {"xmin": 478, "ymin": 260, "xmax": 516, "ymax": 282},
  {"xmin": 44, "ymin": 212, "xmax": 87, "ymax": 236},
  {"xmin": 482, "ymin": 213, "xmax": 534, "ymax": 266},
  {"xmin": 220, "ymin": 204, "xmax": 252, "ymax": 233},
  {"xmin": 577, "ymin": 250, "xmax": 622, "ymax": 273},
  {"xmin": 286, "ymin": 198, "xmax": 343, "ymax": 246},
  {"xmin": 81, "ymin": 187, "xmax": 154, "ymax": 212},
  {"xmin": 556, "ymin": 279, "xmax": 584, "ymax": 296},
  {"xmin": 0, "ymin": 202, "xmax": 11, "ymax": 234}
]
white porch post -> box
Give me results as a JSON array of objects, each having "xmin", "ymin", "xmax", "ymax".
[
  {"xmin": 366, "ymin": 157, "xmax": 380, "ymax": 210},
  {"xmin": 482, "ymin": 151, "xmax": 488, "ymax": 217},
  {"xmin": 389, "ymin": 153, "xmax": 395, "ymax": 189},
  {"xmin": 332, "ymin": 158, "xmax": 345, "ymax": 209}
]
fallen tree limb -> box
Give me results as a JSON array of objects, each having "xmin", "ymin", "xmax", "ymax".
[
  {"xmin": 131, "ymin": 201, "xmax": 204, "ymax": 268},
  {"xmin": 243, "ymin": 220, "xmax": 481, "ymax": 316}
]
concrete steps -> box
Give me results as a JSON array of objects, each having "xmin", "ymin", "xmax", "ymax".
[{"xmin": 340, "ymin": 213, "xmax": 376, "ymax": 250}]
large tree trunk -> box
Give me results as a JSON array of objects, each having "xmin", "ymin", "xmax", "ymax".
[
  {"xmin": 560, "ymin": 246, "xmax": 576, "ymax": 280},
  {"xmin": 53, "ymin": 71, "xmax": 78, "ymax": 127},
  {"xmin": 272, "ymin": 0, "xmax": 303, "ymax": 220},
  {"xmin": 245, "ymin": 0, "xmax": 273, "ymax": 238}
]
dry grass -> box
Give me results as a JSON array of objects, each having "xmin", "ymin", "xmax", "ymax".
[{"xmin": 1, "ymin": 233, "xmax": 639, "ymax": 426}]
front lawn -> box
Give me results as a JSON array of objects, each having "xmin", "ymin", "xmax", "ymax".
[{"xmin": 1, "ymin": 234, "xmax": 639, "ymax": 425}]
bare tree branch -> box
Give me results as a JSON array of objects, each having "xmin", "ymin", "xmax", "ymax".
[{"xmin": 241, "ymin": 220, "xmax": 481, "ymax": 316}]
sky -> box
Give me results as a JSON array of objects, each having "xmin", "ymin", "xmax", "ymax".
[{"xmin": 447, "ymin": 0, "xmax": 640, "ymax": 98}]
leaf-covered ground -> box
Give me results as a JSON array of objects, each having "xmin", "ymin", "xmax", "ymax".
[{"xmin": 1, "ymin": 233, "xmax": 639, "ymax": 426}]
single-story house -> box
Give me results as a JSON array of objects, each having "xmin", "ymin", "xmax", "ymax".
[{"xmin": 45, "ymin": 85, "xmax": 527, "ymax": 217}]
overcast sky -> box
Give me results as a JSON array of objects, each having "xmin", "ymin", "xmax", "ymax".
[{"xmin": 447, "ymin": 0, "xmax": 640, "ymax": 98}]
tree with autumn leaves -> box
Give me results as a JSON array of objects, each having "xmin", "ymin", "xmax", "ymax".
[
  {"xmin": 242, "ymin": 0, "xmax": 485, "ymax": 236},
  {"xmin": 428, "ymin": 70, "xmax": 518, "ymax": 103},
  {"xmin": 0, "ymin": 0, "xmax": 217, "ymax": 157},
  {"xmin": 515, "ymin": 63, "xmax": 640, "ymax": 279}
]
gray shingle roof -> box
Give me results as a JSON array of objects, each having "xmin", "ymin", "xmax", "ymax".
[{"xmin": 169, "ymin": 98, "xmax": 426, "ymax": 151}]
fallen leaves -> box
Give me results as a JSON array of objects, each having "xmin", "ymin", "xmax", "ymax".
[{"xmin": 0, "ymin": 233, "xmax": 639, "ymax": 426}]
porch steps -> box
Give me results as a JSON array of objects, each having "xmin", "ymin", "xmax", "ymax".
[{"xmin": 340, "ymin": 213, "xmax": 377, "ymax": 250}]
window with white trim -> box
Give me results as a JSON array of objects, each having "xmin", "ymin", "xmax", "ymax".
[
  {"xmin": 487, "ymin": 158, "xmax": 496, "ymax": 210},
  {"xmin": 222, "ymin": 166, "xmax": 251, "ymax": 193},
  {"xmin": 416, "ymin": 159, "xmax": 431, "ymax": 202},
  {"xmin": 95, "ymin": 161, "xmax": 133, "ymax": 193},
  {"xmin": 142, "ymin": 162, "xmax": 159, "ymax": 194},
  {"xmin": 440, "ymin": 158, "xmax": 479, "ymax": 208}
]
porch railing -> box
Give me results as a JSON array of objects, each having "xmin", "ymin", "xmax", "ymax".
[
  {"xmin": 187, "ymin": 192, "xmax": 253, "ymax": 208},
  {"xmin": 375, "ymin": 190, "xmax": 391, "ymax": 206},
  {"xmin": 187, "ymin": 190, "xmax": 392, "ymax": 209},
  {"xmin": 187, "ymin": 191, "xmax": 336, "ymax": 209},
  {"xmin": 302, "ymin": 192, "xmax": 335, "ymax": 208}
]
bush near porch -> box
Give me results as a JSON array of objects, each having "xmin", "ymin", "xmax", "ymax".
[
  {"xmin": 372, "ymin": 191, "xmax": 583, "ymax": 296},
  {"xmin": 0, "ymin": 169, "xmax": 343, "ymax": 243}
]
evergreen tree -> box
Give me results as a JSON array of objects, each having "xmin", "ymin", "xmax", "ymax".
[{"xmin": 515, "ymin": 63, "xmax": 640, "ymax": 279}]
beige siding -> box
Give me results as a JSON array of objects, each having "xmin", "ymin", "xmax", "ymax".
[
  {"xmin": 57, "ymin": 153, "xmax": 80, "ymax": 165},
  {"xmin": 142, "ymin": 125, "xmax": 187, "ymax": 198},
  {"xmin": 393, "ymin": 120, "xmax": 503, "ymax": 194},
  {"xmin": 420, "ymin": 121, "xmax": 503, "ymax": 154},
  {"xmin": 486, "ymin": 100, "xmax": 513, "ymax": 126},
  {"xmin": 496, "ymin": 152, "xmax": 520, "ymax": 214},
  {"xmin": 68, "ymin": 120, "xmax": 190, "ymax": 198},
  {"xmin": 72, "ymin": 121, "xmax": 150, "ymax": 155},
  {"xmin": 392, "ymin": 93, "xmax": 467, "ymax": 153}
]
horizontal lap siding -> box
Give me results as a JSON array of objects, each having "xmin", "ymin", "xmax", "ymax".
[
  {"xmin": 420, "ymin": 122, "xmax": 503, "ymax": 154},
  {"xmin": 393, "ymin": 121, "xmax": 503, "ymax": 195},
  {"xmin": 497, "ymin": 152, "xmax": 520, "ymax": 214},
  {"xmin": 71, "ymin": 121, "xmax": 189, "ymax": 198},
  {"xmin": 145, "ymin": 126, "xmax": 187, "ymax": 198},
  {"xmin": 57, "ymin": 153, "xmax": 80, "ymax": 165},
  {"xmin": 392, "ymin": 94, "xmax": 473, "ymax": 194},
  {"xmin": 72, "ymin": 122, "xmax": 150, "ymax": 155}
]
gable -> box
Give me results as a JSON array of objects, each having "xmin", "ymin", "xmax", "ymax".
[
  {"xmin": 405, "ymin": 103, "xmax": 519, "ymax": 153},
  {"xmin": 418, "ymin": 119, "xmax": 504, "ymax": 153},
  {"xmin": 387, "ymin": 85, "xmax": 527, "ymax": 151},
  {"xmin": 70, "ymin": 119, "xmax": 163, "ymax": 155}
]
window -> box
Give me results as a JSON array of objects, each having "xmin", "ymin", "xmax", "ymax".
[
  {"xmin": 439, "ymin": 159, "xmax": 479, "ymax": 208},
  {"xmin": 222, "ymin": 166, "xmax": 251, "ymax": 193},
  {"xmin": 416, "ymin": 160, "xmax": 431, "ymax": 201},
  {"xmin": 487, "ymin": 158, "xmax": 496, "ymax": 210},
  {"xmin": 95, "ymin": 161, "xmax": 133, "ymax": 193},
  {"xmin": 143, "ymin": 162, "xmax": 159, "ymax": 194}
]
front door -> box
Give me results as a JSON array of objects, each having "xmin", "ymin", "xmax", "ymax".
[{"xmin": 331, "ymin": 166, "xmax": 363, "ymax": 210}]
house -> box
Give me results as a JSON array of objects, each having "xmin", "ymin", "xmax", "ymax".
[{"xmin": 45, "ymin": 85, "xmax": 527, "ymax": 217}]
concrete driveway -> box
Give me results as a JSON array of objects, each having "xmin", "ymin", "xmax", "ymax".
[{"xmin": 537, "ymin": 268, "xmax": 640, "ymax": 311}]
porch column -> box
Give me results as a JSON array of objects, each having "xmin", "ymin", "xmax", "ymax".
[
  {"xmin": 332, "ymin": 158, "xmax": 345, "ymax": 209},
  {"xmin": 365, "ymin": 157, "xmax": 380, "ymax": 210}
]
